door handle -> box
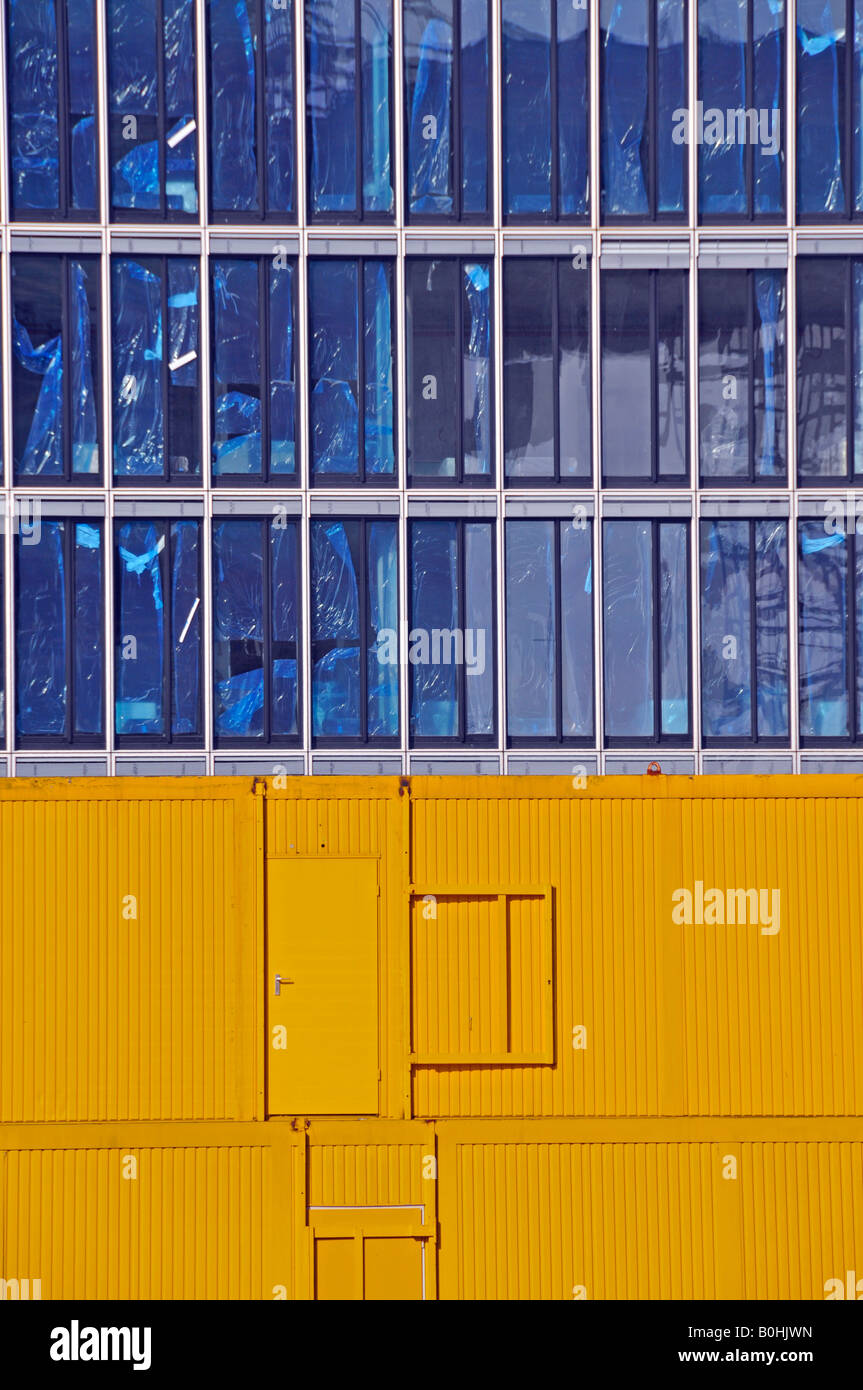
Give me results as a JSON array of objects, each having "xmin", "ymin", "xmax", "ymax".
[{"xmin": 274, "ymin": 973, "xmax": 294, "ymax": 996}]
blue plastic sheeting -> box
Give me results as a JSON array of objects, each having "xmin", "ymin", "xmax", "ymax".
[
  {"xmin": 407, "ymin": 5, "xmax": 454, "ymax": 214},
  {"xmin": 212, "ymin": 259, "xmax": 261, "ymax": 474},
  {"xmin": 460, "ymin": 0, "xmax": 489, "ymax": 213},
  {"xmin": 309, "ymin": 261, "xmax": 359, "ymax": 474},
  {"xmin": 213, "ymin": 521, "xmax": 298, "ymax": 739},
  {"xmin": 15, "ymin": 521, "xmax": 103, "ymax": 739},
  {"xmin": 112, "ymin": 259, "xmax": 163, "ymax": 476},
  {"xmin": 798, "ymin": 521, "xmax": 851, "ymax": 738},
  {"xmin": 12, "ymin": 260, "xmax": 99, "ymax": 478},
  {"xmin": 502, "ymin": 0, "xmax": 552, "ymax": 215},
  {"xmin": 307, "ymin": 0, "xmax": 393, "ymax": 216},
  {"xmin": 171, "ymin": 522, "xmax": 201, "ymax": 735},
  {"xmin": 754, "ymin": 271, "xmax": 785, "ymax": 475},
  {"xmin": 797, "ymin": 0, "xmax": 844, "ymax": 215},
  {"xmin": 108, "ymin": 0, "xmax": 197, "ymax": 214},
  {"xmin": 700, "ymin": 520, "xmax": 789, "ymax": 740},
  {"xmin": 269, "ymin": 264, "xmax": 296, "ymax": 474},
  {"xmin": 557, "ymin": 0, "xmax": 590, "ymax": 215},
  {"xmin": 8, "ymin": 0, "xmax": 98, "ymax": 214},
  {"xmin": 656, "ymin": 0, "xmax": 686, "ymax": 213},
  {"xmin": 311, "ymin": 520, "xmax": 397, "ymax": 738},
  {"xmin": 364, "ymin": 262, "xmax": 395, "ymax": 473},
  {"xmin": 463, "ymin": 263, "xmax": 491, "ymax": 475},
  {"xmin": 752, "ymin": 0, "xmax": 784, "ymax": 214}
]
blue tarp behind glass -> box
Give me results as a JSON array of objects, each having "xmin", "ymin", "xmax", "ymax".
[
  {"xmin": 797, "ymin": 258, "xmax": 848, "ymax": 479},
  {"xmin": 8, "ymin": 0, "xmax": 98, "ymax": 215},
  {"xmin": 752, "ymin": 0, "xmax": 783, "ymax": 214},
  {"xmin": 307, "ymin": 0, "xmax": 393, "ymax": 216},
  {"xmin": 364, "ymin": 262, "xmax": 395, "ymax": 473},
  {"xmin": 603, "ymin": 520, "xmax": 655, "ymax": 739},
  {"xmin": 557, "ymin": 0, "xmax": 589, "ymax": 215},
  {"xmin": 406, "ymin": 0, "xmax": 454, "ymax": 215},
  {"xmin": 410, "ymin": 521, "xmax": 459, "ymax": 737},
  {"xmin": 656, "ymin": 0, "xmax": 686, "ymax": 214},
  {"xmin": 73, "ymin": 523, "xmax": 103, "ymax": 736},
  {"xmin": 601, "ymin": 0, "xmax": 650, "ymax": 217},
  {"xmin": 271, "ymin": 523, "xmax": 298, "ymax": 737},
  {"xmin": 367, "ymin": 521, "xmax": 398, "ymax": 734},
  {"xmin": 753, "ymin": 270, "xmax": 786, "ymax": 475},
  {"xmin": 798, "ymin": 522, "xmax": 850, "ymax": 737},
  {"xmin": 212, "ymin": 258, "xmax": 262, "ymax": 474},
  {"xmin": 460, "ymin": 0, "xmax": 488, "ymax": 213},
  {"xmin": 207, "ymin": 0, "xmax": 295, "ymax": 214},
  {"xmin": 797, "ymin": 0, "xmax": 844, "ymax": 216},
  {"xmin": 269, "ymin": 262, "xmax": 296, "ymax": 474},
  {"xmin": 463, "ymin": 263, "xmax": 491, "ymax": 474},
  {"xmin": 753, "ymin": 520, "xmax": 789, "ymax": 735},
  {"xmin": 172, "ymin": 521, "xmax": 201, "ymax": 735},
  {"xmin": 12, "ymin": 257, "xmax": 100, "ymax": 478},
  {"xmin": 16, "ymin": 523, "xmax": 67, "ymax": 737},
  {"xmin": 108, "ymin": 0, "xmax": 197, "ymax": 214}
]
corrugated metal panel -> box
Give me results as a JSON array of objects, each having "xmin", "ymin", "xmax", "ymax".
[
  {"xmin": 0, "ymin": 782, "xmax": 260, "ymax": 1122},
  {"xmin": 307, "ymin": 1143, "xmax": 427, "ymax": 1207},
  {"xmin": 0, "ymin": 1145, "xmax": 268, "ymax": 1299}
]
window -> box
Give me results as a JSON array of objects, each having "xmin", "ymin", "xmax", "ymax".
[
  {"xmin": 700, "ymin": 519, "xmax": 789, "ymax": 744},
  {"xmin": 106, "ymin": 0, "xmax": 198, "ymax": 220},
  {"xmin": 601, "ymin": 270, "xmax": 688, "ymax": 485},
  {"xmin": 404, "ymin": 0, "xmax": 489, "ymax": 222},
  {"xmin": 797, "ymin": 256, "xmax": 863, "ymax": 484},
  {"xmin": 211, "ymin": 256, "xmax": 296, "ymax": 483},
  {"xmin": 308, "ymin": 259, "xmax": 395, "ymax": 483},
  {"xmin": 112, "ymin": 255, "xmax": 201, "ymax": 484},
  {"xmin": 305, "ymin": 0, "xmax": 394, "ymax": 221},
  {"xmin": 798, "ymin": 520, "xmax": 863, "ymax": 743},
  {"xmin": 602, "ymin": 519, "xmax": 691, "ymax": 745},
  {"xmin": 5, "ymin": 0, "xmax": 98, "ymax": 219},
  {"xmin": 501, "ymin": 0, "xmax": 588, "ymax": 222},
  {"xmin": 503, "ymin": 257, "xmax": 590, "ymax": 484},
  {"xmin": 310, "ymin": 518, "xmax": 399, "ymax": 743},
  {"xmin": 115, "ymin": 519, "xmax": 203, "ymax": 746},
  {"xmin": 698, "ymin": 0, "xmax": 784, "ymax": 222},
  {"xmin": 505, "ymin": 518, "xmax": 593, "ymax": 744},
  {"xmin": 406, "ymin": 258, "xmax": 492, "ymax": 483},
  {"xmin": 409, "ymin": 519, "xmax": 495, "ymax": 743},
  {"xmin": 212, "ymin": 517, "xmax": 301, "ymax": 744},
  {"xmin": 797, "ymin": 0, "xmax": 863, "ymax": 220},
  {"xmin": 15, "ymin": 520, "xmax": 104, "ymax": 747},
  {"xmin": 600, "ymin": 0, "xmax": 686, "ymax": 223},
  {"xmin": 206, "ymin": 0, "xmax": 295, "ymax": 220},
  {"xmin": 11, "ymin": 254, "xmax": 101, "ymax": 484},
  {"xmin": 699, "ymin": 268, "xmax": 786, "ymax": 484}
]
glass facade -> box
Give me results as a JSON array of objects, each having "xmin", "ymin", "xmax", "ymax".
[{"xmin": 0, "ymin": 2, "xmax": 859, "ymax": 776}]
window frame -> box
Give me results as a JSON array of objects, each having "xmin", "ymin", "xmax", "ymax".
[
  {"xmin": 11, "ymin": 252, "xmax": 103, "ymax": 487},
  {"xmin": 205, "ymin": 0, "xmax": 297, "ymax": 224},
  {"xmin": 796, "ymin": 254, "xmax": 860, "ymax": 487},
  {"xmin": 209, "ymin": 253, "xmax": 298, "ymax": 487},
  {"xmin": 600, "ymin": 268, "xmax": 690, "ymax": 488},
  {"xmin": 505, "ymin": 516, "xmax": 595, "ymax": 748},
  {"xmin": 796, "ymin": 0, "xmax": 858, "ymax": 224},
  {"xmin": 5, "ymin": 0, "xmax": 100, "ymax": 222},
  {"xmin": 601, "ymin": 517, "xmax": 693, "ymax": 749},
  {"xmin": 113, "ymin": 516, "xmax": 204, "ymax": 750},
  {"xmin": 106, "ymin": 0, "xmax": 199, "ymax": 224},
  {"xmin": 699, "ymin": 516, "xmax": 790, "ymax": 748},
  {"xmin": 797, "ymin": 518, "xmax": 863, "ymax": 747},
  {"xmin": 211, "ymin": 514, "xmax": 303, "ymax": 750},
  {"xmin": 599, "ymin": 0, "xmax": 688, "ymax": 227},
  {"xmin": 698, "ymin": 0, "xmax": 786, "ymax": 226},
  {"xmin": 307, "ymin": 256, "xmax": 397, "ymax": 487},
  {"xmin": 13, "ymin": 517, "xmax": 105, "ymax": 750},
  {"xmin": 305, "ymin": 0, "xmax": 396, "ymax": 226},
  {"xmin": 403, "ymin": 0, "xmax": 492, "ymax": 226},
  {"xmin": 408, "ymin": 517, "xmax": 498, "ymax": 747},
  {"xmin": 111, "ymin": 252, "xmax": 202, "ymax": 487},
  {"xmin": 405, "ymin": 254, "xmax": 495, "ymax": 487},
  {"xmin": 502, "ymin": 255, "xmax": 592, "ymax": 487},
  {"xmin": 698, "ymin": 265, "xmax": 787, "ymax": 487},
  {"xmin": 310, "ymin": 515, "xmax": 400, "ymax": 748}
]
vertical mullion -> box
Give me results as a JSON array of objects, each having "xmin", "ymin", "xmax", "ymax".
[{"xmin": 358, "ymin": 259, "xmax": 366, "ymax": 481}]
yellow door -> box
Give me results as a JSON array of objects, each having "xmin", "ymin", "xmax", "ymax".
[
  {"xmin": 267, "ymin": 858, "xmax": 379, "ymax": 1114},
  {"xmin": 311, "ymin": 1209, "xmax": 428, "ymax": 1300}
]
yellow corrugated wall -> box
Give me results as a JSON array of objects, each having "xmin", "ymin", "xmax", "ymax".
[{"xmin": 1, "ymin": 773, "xmax": 863, "ymax": 1300}]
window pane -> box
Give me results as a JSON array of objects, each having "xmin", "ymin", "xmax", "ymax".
[
  {"xmin": 8, "ymin": 0, "xmax": 60, "ymax": 213},
  {"xmin": 699, "ymin": 270, "xmax": 750, "ymax": 479},
  {"xmin": 464, "ymin": 523, "xmax": 494, "ymax": 735},
  {"xmin": 266, "ymin": 0, "xmax": 295, "ymax": 211},
  {"xmin": 311, "ymin": 520, "xmax": 362, "ymax": 737},
  {"xmin": 463, "ymin": 263, "xmax": 491, "ymax": 476},
  {"xmin": 362, "ymin": 0, "xmax": 394, "ymax": 213},
  {"xmin": 363, "ymin": 261, "xmax": 395, "ymax": 475},
  {"xmin": 116, "ymin": 521, "xmax": 166, "ymax": 735},
  {"xmin": 307, "ymin": 0, "xmax": 357, "ymax": 214},
  {"xmin": 701, "ymin": 519, "xmax": 752, "ymax": 739},
  {"xmin": 659, "ymin": 523, "xmax": 689, "ymax": 734},
  {"xmin": 753, "ymin": 270, "xmax": 786, "ymax": 477},
  {"xmin": 603, "ymin": 520, "xmax": 654, "ymax": 738},
  {"xmin": 271, "ymin": 522, "xmax": 299, "ymax": 738},
  {"xmin": 410, "ymin": 521, "xmax": 458, "ymax": 738},
  {"xmin": 502, "ymin": 0, "xmax": 551, "ymax": 216},
  {"xmin": 309, "ymin": 260, "xmax": 359, "ymax": 476},
  {"xmin": 600, "ymin": 0, "xmax": 649, "ymax": 218},
  {"xmin": 367, "ymin": 522, "xmax": 398, "ymax": 735},
  {"xmin": 558, "ymin": 259, "xmax": 592, "ymax": 478},
  {"xmin": 461, "ymin": 0, "xmax": 488, "ymax": 213},
  {"xmin": 166, "ymin": 258, "xmax": 200, "ymax": 475},
  {"xmin": 657, "ymin": 272, "xmax": 688, "ymax": 479},
  {"xmin": 212, "ymin": 259, "xmax": 262, "ymax": 476},
  {"xmin": 753, "ymin": 0, "xmax": 783, "ymax": 215},
  {"xmin": 797, "ymin": 259, "xmax": 847, "ymax": 480},
  {"xmin": 557, "ymin": 0, "xmax": 590, "ymax": 215},
  {"xmin": 656, "ymin": 0, "xmax": 686, "ymax": 214},
  {"xmin": 269, "ymin": 262, "xmax": 296, "ymax": 475},
  {"xmin": 213, "ymin": 520, "xmax": 264, "ymax": 738},
  {"xmin": 407, "ymin": 259, "xmax": 458, "ymax": 477},
  {"xmin": 172, "ymin": 521, "xmax": 202, "ymax": 737},
  {"xmin": 16, "ymin": 523, "xmax": 67, "ymax": 738},
  {"xmin": 798, "ymin": 523, "xmax": 849, "ymax": 739},
  {"xmin": 797, "ymin": 0, "xmax": 845, "ymax": 217},
  {"xmin": 754, "ymin": 519, "xmax": 789, "ymax": 738},
  {"xmin": 506, "ymin": 521, "xmax": 555, "ymax": 737},
  {"xmin": 164, "ymin": 0, "xmax": 197, "ymax": 213},
  {"xmin": 112, "ymin": 259, "xmax": 163, "ymax": 477},
  {"xmin": 561, "ymin": 521, "xmax": 593, "ymax": 737},
  {"xmin": 698, "ymin": 0, "xmax": 747, "ymax": 216},
  {"xmin": 207, "ymin": 0, "xmax": 260, "ymax": 212},
  {"xmin": 601, "ymin": 272, "xmax": 651, "ymax": 480},
  {"xmin": 405, "ymin": 0, "xmax": 454, "ymax": 216},
  {"xmin": 504, "ymin": 260, "xmax": 555, "ymax": 478}
]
